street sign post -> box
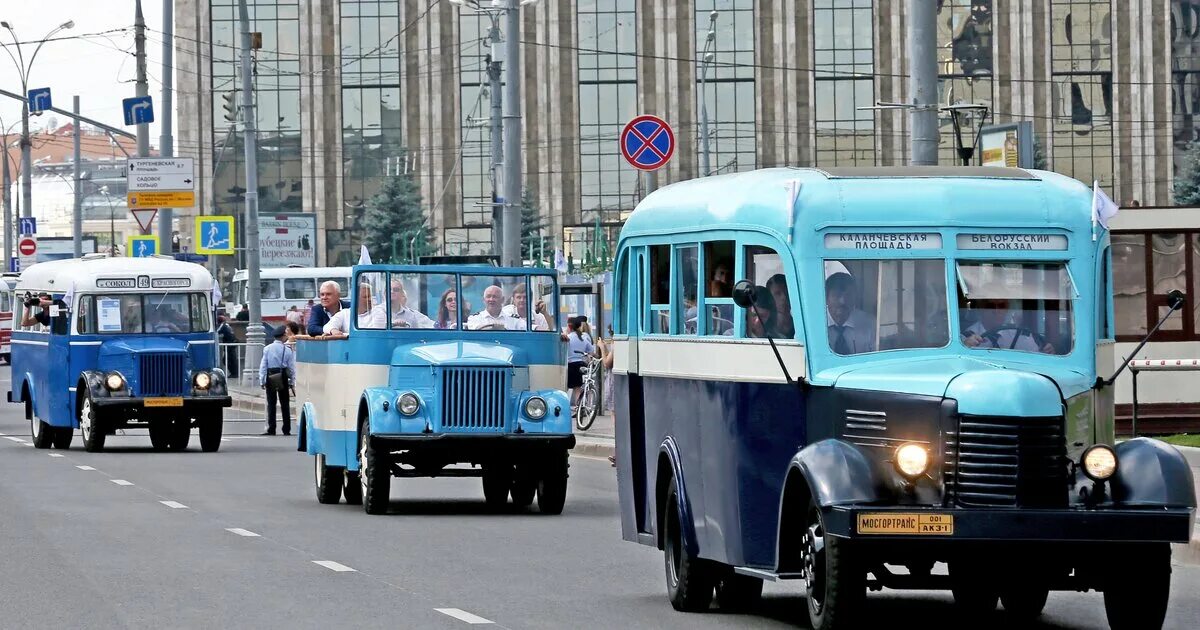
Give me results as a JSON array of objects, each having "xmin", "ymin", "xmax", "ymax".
[
  {"xmin": 127, "ymin": 235, "xmax": 159, "ymax": 258},
  {"xmin": 18, "ymin": 217, "xmax": 36, "ymax": 236},
  {"xmin": 195, "ymin": 216, "xmax": 235, "ymax": 255},
  {"xmin": 122, "ymin": 95, "xmax": 155, "ymax": 126},
  {"xmin": 126, "ymin": 157, "xmax": 196, "ymax": 210},
  {"xmin": 130, "ymin": 209, "xmax": 158, "ymax": 232},
  {"xmin": 18, "ymin": 236, "xmax": 37, "ymax": 270},
  {"xmin": 620, "ymin": 115, "xmax": 675, "ymax": 171},
  {"xmin": 28, "ymin": 88, "xmax": 52, "ymax": 114}
]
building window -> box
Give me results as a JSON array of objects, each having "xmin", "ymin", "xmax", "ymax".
[
  {"xmin": 1112, "ymin": 231, "xmax": 1200, "ymax": 341},
  {"xmin": 1049, "ymin": 0, "xmax": 1114, "ymax": 189},
  {"xmin": 813, "ymin": 0, "xmax": 875, "ymax": 166},
  {"xmin": 578, "ymin": 0, "xmax": 638, "ymax": 225},
  {"xmin": 1171, "ymin": 1, "xmax": 1200, "ymax": 183},
  {"xmin": 460, "ymin": 12, "xmax": 494, "ymax": 228},
  {"xmin": 936, "ymin": 0, "xmax": 994, "ymax": 165},
  {"xmin": 696, "ymin": 0, "xmax": 756, "ymax": 175}
]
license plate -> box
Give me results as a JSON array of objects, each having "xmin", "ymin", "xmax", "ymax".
[
  {"xmin": 857, "ymin": 513, "xmax": 954, "ymax": 535},
  {"xmin": 144, "ymin": 397, "xmax": 184, "ymax": 408}
]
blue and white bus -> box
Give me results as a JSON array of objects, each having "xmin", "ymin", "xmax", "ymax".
[
  {"xmin": 612, "ymin": 166, "xmax": 1195, "ymax": 630},
  {"xmin": 296, "ymin": 265, "xmax": 574, "ymax": 514},
  {"xmin": 7, "ymin": 256, "xmax": 231, "ymax": 452}
]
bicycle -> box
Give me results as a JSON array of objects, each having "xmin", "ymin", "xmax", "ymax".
[{"xmin": 574, "ymin": 356, "xmax": 601, "ymax": 431}]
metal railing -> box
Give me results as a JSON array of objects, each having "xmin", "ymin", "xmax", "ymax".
[
  {"xmin": 218, "ymin": 342, "xmax": 265, "ymax": 387},
  {"xmin": 1127, "ymin": 358, "xmax": 1200, "ymax": 437}
]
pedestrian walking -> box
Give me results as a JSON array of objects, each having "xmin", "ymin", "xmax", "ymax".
[
  {"xmin": 259, "ymin": 326, "xmax": 297, "ymax": 436},
  {"xmin": 216, "ymin": 314, "xmax": 239, "ymax": 376}
]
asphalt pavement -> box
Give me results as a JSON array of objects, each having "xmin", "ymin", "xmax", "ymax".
[{"xmin": 3, "ymin": 367, "xmax": 1200, "ymax": 629}]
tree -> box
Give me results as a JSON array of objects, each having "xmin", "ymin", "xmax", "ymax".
[
  {"xmin": 520, "ymin": 187, "xmax": 546, "ymax": 264},
  {"xmin": 1175, "ymin": 141, "xmax": 1200, "ymax": 206},
  {"xmin": 362, "ymin": 152, "xmax": 430, "ymax": 263},
  {"xmin": 1032, "ymin": 134, "xmax": 1048, "ymax": 171}
]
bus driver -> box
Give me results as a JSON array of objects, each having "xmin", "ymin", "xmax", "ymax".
[
  {"xmin": 467, "ymin": 285, "xmax": 524, "ymax": 331},
  {"xmin": 962, "ymin": 297, "xmax": 1056, "ymax": 354}
]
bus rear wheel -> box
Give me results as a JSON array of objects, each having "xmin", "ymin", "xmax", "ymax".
[
  {"xmin": 80, "ymin": 394, "xmax": 106, "ymax": 453},
  {"xmin": 149, "ymin": 421, "xmax": 170, "ymax": 451},
  {"xmin": 30, "ymin": 414, "xmax": 53, "ymax": 449},
  {"xmin": 511, "ymin": 465, "xmax": 536, "ymax": 508},
  {"xmin": 483, "ymin": 463, "xmax": 513, "ymax": 508},
  {"xmin": 51, "ymin": 426, "xmax": 73, "ymax": 450},
  {"xmin": 168, "ymin": 418, "xmax": 191, "ymax": 451},
  {"xmin": 314, "ymin": 453, "xmax": 343, "ymax": 504},
  {"xmin": 664, "ymin": 476, "xmax": 716, "ymax": 612}
]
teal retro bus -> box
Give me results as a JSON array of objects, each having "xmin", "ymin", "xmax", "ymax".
[{"xmin": 612, "ymin": 166, "xmax": 1195, "ymax": 629}]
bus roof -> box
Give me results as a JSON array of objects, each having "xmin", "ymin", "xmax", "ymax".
[
  {"xmin": 619, "ymin": 166, "xmax": 1095, "ymax": 243},
  {"xmin": 15, "ymin": 256, "xmax": 215, "ymax": 293},
  {"xmin": 231, "ymin": 266, "xmax": 350, "ymax": 281}
]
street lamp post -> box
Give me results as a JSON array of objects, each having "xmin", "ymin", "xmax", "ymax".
[
  {"xmin": 1, "ymin": 115, "xmax": 20, "ymax": 270},
  {"xmin": 698, "ymin": 11, "xmax": 718, "ymax": 177},
  {"xmin": 0, "ymin": 20, "xmax": 75, "ymax": 233},
  {"xmin": 99, "ymin": 185, "xmax": 116, "ymax": 256}
]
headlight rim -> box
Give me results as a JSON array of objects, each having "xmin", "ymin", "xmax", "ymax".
[
  {"xmin": 104, "ymin": 372, "xmax": 126, "ymax": 392},
  {"xmin": 1081, "ymin": 444, "xmax": 1118, "ymax": 481},
  {"xmin": 893, "ymin": 442, "xmax": 930, "ymax": 479},
  {"xmin": 397, "ymin": 392, "xmax": 420, "ymax": 416},
  {"xmin": 193, "ymin": 372, "xmax": 212, "ymax": 390},
  {"xmin": 524, "ymin": 396, "xmax": 548, "ymax": 420}
]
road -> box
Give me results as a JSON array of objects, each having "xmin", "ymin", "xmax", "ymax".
[{"xmin": 1, "ymin": 368, "xmax": 1199, "ymax": 629}]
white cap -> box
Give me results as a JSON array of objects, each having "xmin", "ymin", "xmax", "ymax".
[{"xmin": 824, "ymin": 260, "xmax": 850, "ymax": 279}]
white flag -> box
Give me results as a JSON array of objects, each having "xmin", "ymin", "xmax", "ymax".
[
  {"xmin": 211, "ymin": 281, "xmax": 223, "ymax": 308},
  {"xmin": 62, "ymin": 280, "xmax": 76, "ymax": 308},
  {"xmin": 1092, "ymin": 180, "xmax": 1119, "ymax": 230},
  {"xmin": 358, "ymin": 244, "xmax": 373, "ymax": 266},
  {"xmin": 554, "ymin": 249, "xmax": 568, "ymax": 273}
]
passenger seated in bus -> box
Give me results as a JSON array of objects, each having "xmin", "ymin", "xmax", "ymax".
[
  {"xmin": 390, "ymin": 280, "xmax": 434, "ymax": 329},
  {"xmin": 467, "ymin": 285, "xmax": 524, "ymax": 330},
  {"xmin": 709, "ymin": 259, "xmax": 732, "ymax": 297},
  {"xmin": 306, "ymin": 281, "xmax": 350, "ymax": 336},
  {"xmin": 746, "ymin": 287, "xmax": 777, "ymax": 338},
  {"xmin": 961, "ymin": 297, "xmax": 1056, "ymax": 354},
  {"xmin": 146, "ymin": 308, "xmax": 181, "ymax": 333},
  {"xmin": 500, "ymin": 283, "xmax": 549, "ymax": 330},
  {"xmin": 767, "ymin": 274, "xmax": 796, "ymax": 339},
  {"xmin": 322, "ymin": 283, "xmax": 382, "ymax": 337},
  {"xmin": 825, "ymin": 271, "xmax": 877, "ymax": 355},
  {"xmin": 435, "ymin": 289, "xmax": 460, "ymax": 329},
  {"xmin": 683, "ymin": 289, "xmax": 699, "ymax": 334}
]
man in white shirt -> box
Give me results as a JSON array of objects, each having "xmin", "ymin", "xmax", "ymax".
[
  {"xmin": 499, "ymin": 283, "xmax": 549, "ymax": 330},
  {"xmin": 390, "ymin": 280, "xmax": 434, "ymax": 329},
  {"xmin": 323, "ymin": 283, "xmax": 385, "ymax": 337},
  {"xmin": 467, "ymin": 285, "xmax": 525, "ymax": 331},
  {"xmin": 826, "ymin": 272, "xmax": 877, "ymax": 355},
  {"xmin": 963, "ymin": 298, "xmax": 1054, "ymax": 353}
]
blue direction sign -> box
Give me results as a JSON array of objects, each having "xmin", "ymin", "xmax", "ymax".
[
  {"xmin": 620, "ymin": 114, "xmax": 675, "ymax": 171},
  {"xmin": 127, "ymin": 235, "xmax": 159, "ymax": 258},
  {"xmin": 122, "ymin": 96, "xmax": 155, "ymax": 126},
  {"xmin": 195, "ymin": 216, "xmax": 235, "ymax": 255},
  {"xmin": 18, "ymin": 217, "xmax": 36, "ymax": 236},
  {"xmin": 28, "ymin": 88, "xmax": 52, "ymax": 114}
]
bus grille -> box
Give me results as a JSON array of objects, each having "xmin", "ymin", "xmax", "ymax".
[
  {"xmin": 944, "ymin": 415, "xmax": 1068, "ymax": 508},
  {"xmin": 139, "ymin": 352, "xmax": 187, "ymax": 396},
  {"xmin": 441, "ymin": 368, "xmax": 509, "ymax": 431}
]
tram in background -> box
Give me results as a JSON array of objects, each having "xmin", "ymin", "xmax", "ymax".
[
  {"xmin": 0, "ymin": 273, "xmax": 17, "ymax": 363},
  {"xmin": 228, "ymin": 266, "xmax": 350, "ymax": 323}
]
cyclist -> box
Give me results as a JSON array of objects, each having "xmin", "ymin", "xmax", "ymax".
[{"xmin": 566, "ymin": 316, "xmax": 595, "ymax": 411}]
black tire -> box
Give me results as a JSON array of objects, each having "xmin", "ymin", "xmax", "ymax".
[
  {"xmin": 803, "ymin": 505, "xmax": 864, "ymax": 630},
  {"xmin": 80, "ymin": 393, "xmax": 106, "ymax": 453},
  {"xmin": 199, "ymin": 415, "xmax": 223, "ymax": 452},
  {"xmin": 716, "ymin": 572, "xmax": 763, "ymax": 612},
  {"xmin": 168, "ymin": 418, "xmax": 191, "ymax": 451},
  {"xmin": 342, "ymin": 471, "xmax": 363, "ymax": 505},
  {"xmin": 536, "ymin": 449, "xmax": 569, "ymax": 515},
  {"xmin": 30, "ymin": 414, "xmax": 53, "ymax": 449},
  {"xmin": 313, "ymin": 453, "xmax": 343, "ymax": 504},
  {"xmin": 1103, "ymin": 543, "xmax": 1172, "ymax": 630},
  {"xmin": 51, "ymin": 426, "xmax": 73, "ymax": 450},
  {"xmin": 1000, "ymin": 584, "xmax": 1049, "ymax": 622},
  {"xmin": 482, "ymin": 463, "xmax": 513, "ymax": 508},
  {"xmin": 664, "ymin": 476, "xmax": 716, "ymax": 612},
  {"xmin": 511, "ymin": 465, "xmax": 536, "ymax": 508},
  {"xmin": 358, "ymin": 424, "xmax": 390, "ymax": 515},
  {"xmin": 149, "ymin": 421, "xmax": 170, "ymax": 451},
  {"xmin": 950, "ymin": 562, "xmax": 999, "ymax": 616}
]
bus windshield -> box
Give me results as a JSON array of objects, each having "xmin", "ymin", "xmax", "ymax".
[
  {"xmin": 956, "ymin": 262, "xmax": 1075, "ymax": 355},
  {"xmin": 351, "ymin": 271, "xmax": 557, "ymax": 332},
  {"xmin": 77, "ymin": 292, "xmax": 212, "ymax": 334},
  {"xmin": 824, "ymin": 259, "xmax": 950, "ymax": 355}
]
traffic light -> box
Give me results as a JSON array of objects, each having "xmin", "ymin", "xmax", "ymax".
[{"xmin": 222, "ymin": 91, "xmax": 238, "ymax": 123}]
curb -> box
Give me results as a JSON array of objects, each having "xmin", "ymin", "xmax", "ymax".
[{"xmin": 573, "ymin": 435, "xmax": 615, "ymax": 460}]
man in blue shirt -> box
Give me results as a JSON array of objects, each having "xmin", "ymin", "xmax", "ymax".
[
  {"xmin": 259, "ymin": 326, "xmax": 297, "ymax": 435},
  {"xmin": 306, "ymin": 281, "xmax": 350, "ymax": 336}
]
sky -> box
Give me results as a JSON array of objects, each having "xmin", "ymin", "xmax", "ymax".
[{"xmin": 0, "ymin": 0, "xmax": 166, "ymax": 145}]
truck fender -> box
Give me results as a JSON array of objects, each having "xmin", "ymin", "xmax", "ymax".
[
  {"xmin": 1110, "ymin": 438, "xmax": 1197, "ymax": 508},
  {"xmin": 655, "ymin": 436, "xmax": 701, "ymax": 556},
  {"xmin": 19, "ymin": 375, "xmax": 37, "ymax": 416},
  {"xmin": 361, "ymin": 387, "xmax": 402, "ymax": 435},
  {"xmin": 79, "ymin": 371, "xmax": 111, "ymax": 402},
  {"xmin": 789, "ymin": 438, "xmax": 884, "ymax": 508},
  {"xmin": 300, "ymin": 402, "xmax": 319, "ymax": 455}
]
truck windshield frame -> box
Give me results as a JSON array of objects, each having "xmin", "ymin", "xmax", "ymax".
[
  {"xmin": 955, "ymin": 261, "xmax": 1076, "ymax": 356},
  {"xmin": 75, "ymin": 292, "xmax": 212, "ymax": 335}
]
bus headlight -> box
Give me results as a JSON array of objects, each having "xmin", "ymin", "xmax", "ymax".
[
  {"xmin": 193, "ymin": 372, "xmax": 212, "ymax": 390},
  {"xmin": 397, "ymin": 392, "xmax": 420, "ymax": 416},
  {"xmin": 1081, "ymin": 444, "xmax": 1118, "ymax": 481},
  {"xmin": 524, "ymin": 396, "xmax": 547, "ymax": 420},
  {"xmin": 105, "ymin": 372, "xmax": 126, "ymax": 391},
  {"xmin": 894, "ymin": 443, "xmax": 929, "ymax": 479}
]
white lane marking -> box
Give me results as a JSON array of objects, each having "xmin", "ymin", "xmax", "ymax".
[
  {"xmin": 434, "ymin": 609, "xmax": 494, "ymax": 625},
  {"xmin": 224, "ymin": 436, "xmax": 267, "ymax": 440},
  {"xmin": 111, "ymin": 479, "xmax": 134, "ymax": 486},
  {"xmin": 49, "ymin": 453, "xmax": 64, "ymax": 458},
  {"xmin": 76, "ymin": 465, "xmax": 96, "ymax": 471},
  {"xmin": 4, "ymin": 436, "xmax": 25, "ymax": 442},
  {"xmin": 226, "ymin": 528, "xmax": 260, "ymax": 537},
  {"xmin": 160, "ymin": 500, "xmax": 188, "ymax": 509},
  {"xmin": 312, "ymin": 560, "xmax": 356, "ymax": 572}
]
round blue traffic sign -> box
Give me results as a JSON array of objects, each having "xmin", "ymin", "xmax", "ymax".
[{"xmin": 620, "ymin": 115, "xmax": 675, "ymax": 171}]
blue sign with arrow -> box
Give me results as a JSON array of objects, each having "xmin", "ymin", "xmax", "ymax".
[
  {"xmin": 28, "ymin": 88, "xmax": 51, "ymax": 114},
  {"xmin": 122, "ymin": 96, "xmax": 155, "ymax": 126},
  {"xmin": 18, "ymin": 217, "xmax": 36, "ymax": 236}
]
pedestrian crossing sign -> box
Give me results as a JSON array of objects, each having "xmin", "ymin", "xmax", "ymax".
[
  {"xmin": 195, "ymin": 216, "xmax": 235, "ymax": 255},
  {"xmin": 127, "ymin": 235, "xmax": 159, "ymax": 258}
]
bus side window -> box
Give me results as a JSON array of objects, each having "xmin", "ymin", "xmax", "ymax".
[
  {"xmin": 704, "ymin": 241, "xmax": 735, "ymax": 336},
  {"xmin": 260, "ymin": 280, "xmax": 282, "ymax": 300},
  {"xmin": 743, "ymin": 246, "xmax": 795, "ymax": 339},
  {"xmin": 76, "ymin": 296, "xmax": 95, "ymax": 334},
  {"xmin": 648, "ymin": 245, "xmax": 670, "ymax": 334},
  {"xmin": 284, "ymin": 278, "xmax": 314, "ymax": 301},
  {"xmin": 1099, "ymin": 247, "xmax": 1113, "ymax": 340},
  {"xmin": 675, "ymin": 245, "xmax": 699, "ymax": 336},
  {"xmin": 614, "ymin": 253, "xmax": 627, "ymax": 335}
]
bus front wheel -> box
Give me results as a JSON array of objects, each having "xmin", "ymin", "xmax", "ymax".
[
  {"xmin": 80, "ymin": 394, "xmax": 106, "ymax": 453},
  {"xmin": 168, "ymin": 418, "xmax": 190, "ymax": 451},
  {"xmin": 803, "ymin": 504, "xmax": 864, "ymax": 630},
  {"xmin": 199, "ymin": 414, "xmax": 223, "ymax": 452},
  {"xmin": 1103, "ymin": 543, "xmax": 1171, "ymax": 630},
  {"xmin": 663, "ymin": 476, "xmax": 716, "ymax": 612},
  {"xmin": 536, "ymin": 449, "xmax": 568, "ymax": 515},
  {"xmin": 358, "ymin": 426, "xmax": 390, "ymax": 515}
]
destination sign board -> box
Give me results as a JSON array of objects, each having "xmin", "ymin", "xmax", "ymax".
[
  {"xmin": 956, "ymin": 234, "xmax": 1068, "ymax": 251},
  {"xmin": 824, "ymin": 233, "xmax": 942, "ymax": 250},
  {"xmin": 150, "ymin": 278, "xmax": 192, "ymax": 289},
  {"xmin": 96, "ymin": 278, "xmax": 137, "ymax": 289}
]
